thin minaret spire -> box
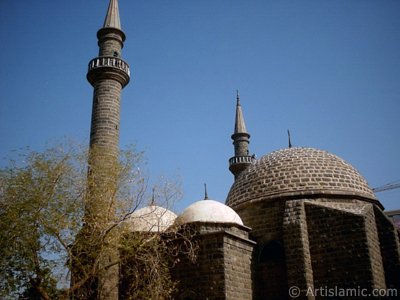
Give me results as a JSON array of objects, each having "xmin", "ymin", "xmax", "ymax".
[
  {"xmin": 234, "ymin": 90, "xmax": 248, "ymax": 135},
  {"xmin": 229, "ymin": 91, "xmax": 255, "ymax": 180}
]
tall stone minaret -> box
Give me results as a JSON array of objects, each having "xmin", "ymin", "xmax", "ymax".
[
  {"xmin": 72, "ymin": 1, "xmax": 130, "ymax": 299},
  {"xmin": 87, "ymin": 0, "xmax": 130, "ymax": 159},
  {"xmin": 84, "ymin": 0, "xmax": 130, "ymax": 223},
  {"xmin": 229, "ymin": 91, "xmax": 255, "ymax": 179}
]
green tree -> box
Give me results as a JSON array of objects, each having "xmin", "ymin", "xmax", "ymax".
[{"xmin": 0, "ymin": 143, "xmax": 194, "ymax": 299}]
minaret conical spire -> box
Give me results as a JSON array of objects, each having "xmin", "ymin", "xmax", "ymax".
[
  {"xmin": 96, "ymin": 0, "xmax": 126, "ymax": 47},
  {"xmin": 229, "ymin": 91, "xmax": 255, "ymax": 180},
  {"xmin": 103, "ymin": 0, "xmax": 122, "ymax": 30},
  {"xmin": 234, "ymin": 90, "xmax": 248, "ymax": 135}
]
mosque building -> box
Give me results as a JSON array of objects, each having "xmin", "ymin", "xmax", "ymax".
[{"xmin": 82, "ymin": 1, "xmax": 400, "ymax": 299}]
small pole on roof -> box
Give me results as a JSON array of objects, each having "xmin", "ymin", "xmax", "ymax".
[
  {"xmin": 204, "ymin": 183, "xmax": 209, "ymax": 200},
  {"xmin": 150, "ymin": 187, "xmax": 156, "ymax": 205},
  {"xmin": 287, "ymin": 129, "xmax": 292, "ymax": 148}
]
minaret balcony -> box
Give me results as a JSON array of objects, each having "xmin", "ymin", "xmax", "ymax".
[
  {"xmin": 87, "ymin": 56, "xmax": 130, "ymax": 87},
  {"xmin": 229, "ymin": 155, "xmax": 255, "ymax": 166}
]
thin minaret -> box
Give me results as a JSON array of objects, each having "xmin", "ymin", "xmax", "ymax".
[
  {"xmin": 87, "ymin": 0, "xmax": 130, "ymax": 296},
  {"xmin": 229, "ymin": 91, "xmax": 255, "ymax": 179},
  {"xmin": 80, "ymin": 0, "xmax": 132, "ymax": 241},
  {"xmin": 84, "ymin": 0, "xmax": 130, "ymax": 223},
  {"xmin": 72, "ymin": 1, "xmax": 130, "ymax": 299},
  {"xmin": 87, "ymin": 0, "xmax": 130, "ymax": 159}
]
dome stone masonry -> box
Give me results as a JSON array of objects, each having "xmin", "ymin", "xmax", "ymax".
[
  {"xmin": 175, "ymin": 199, "xmax": 244, "ymax": 225},
  {"xmin": 226, "ymin": 147, "xmax": 378, "ymax": 209},
  {"xmin": 126, "ymin": 205, "xmax": 177, "ymax": 232}
]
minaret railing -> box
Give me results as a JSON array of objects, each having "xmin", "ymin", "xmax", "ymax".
[
  {"xmin": 229, "ymin": 155, "xmax": 255, "ymax": 166},
  {"xmin": 88, "ymin": 56, "xmax": 130, "ymax": 77}
]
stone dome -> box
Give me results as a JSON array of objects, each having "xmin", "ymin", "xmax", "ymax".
[
  {"xmin": 127, "ymin": 205, "xmax": 177, "ymax": 232},
  {"xmin": 226, "ymin": 147, "xmax": 377, "ymax": 208},
  {"xmin": 175, "ymin": 199, "xmax": 243, "ymax": 225}
]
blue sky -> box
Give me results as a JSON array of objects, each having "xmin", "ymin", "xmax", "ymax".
[{"xmin": 0, "ymin": 0, "xmax": 399, "ymax": 212}]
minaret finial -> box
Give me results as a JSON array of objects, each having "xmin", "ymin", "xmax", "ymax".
[
  {"xmin": 287, "ymin": 129, "xmax": 292, "ymax": 148},
  {"xmin": 234, "ymin": 91, "xmax": 247, "ymax": 134},
  {"xmin": 204, "ymin": 183, "xmax": 209, "ymax": 200},
  {"xmin": 103, "ymin": 0, "xmax": 122, "ymax": 30}
]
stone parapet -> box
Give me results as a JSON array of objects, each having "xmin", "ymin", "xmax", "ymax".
[{"xmin": 87, "ymin": 56, "xmax": 130, "ymax": 87}]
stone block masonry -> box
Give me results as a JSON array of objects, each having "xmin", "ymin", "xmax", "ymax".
[
  {"xmin": 374, "ymin": 206, "xmax": 400, "ymax": 292},
  {"xmin": 305, "ymin": 200, "xmax": 386, "ymax": 293},
  {"xmin": 90, "ymin": 79, "xmax": 122, "ymax": 158},
  {"xmin": 171, "ymin": 222, "xmax": 255, "ymax": 300}
]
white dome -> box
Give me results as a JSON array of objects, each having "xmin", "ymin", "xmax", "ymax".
[
  {"xmin": 175, "ymin": 200, "xmax": 243, "ymax": 225},
  {"xmin": 127, "ymin": 205, "xmax": 177, "ymax": 232}
]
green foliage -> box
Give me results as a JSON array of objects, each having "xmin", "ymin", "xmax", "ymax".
[
  {"xmin": 118, "ymin": 225, "xmax": 197, "ymax": 300},
  {"xmin": 0, "ymin": 142, "xmax": 192, "ymax": 299},
  {"xmin": 0, "ymin": 144, "xmax": 86, "ymax": 299}
]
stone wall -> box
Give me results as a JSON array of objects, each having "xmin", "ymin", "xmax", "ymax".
[
  {"xmin": 230, "ymin": 197, "xmax": 399, "ymax": 299},
  {"xmin": 283, "ymin": 200, "xmax": 314, "ymax": 300},
  {"xmin": 224, "ymin": 233, "xmax": 254, "ymax": 299},
  {"xmin": 305, "ymin": 200, "xmax": 386, "ymax": 294},
  {"xmin": 171, "ymin": 222, "xmax": 254, "ymax": 300},
  {"xmin": 374, "ymin": 206, "xmax": 400, "ymax": 291},
  {"xmin": 235, "ymin": 199, "xmax": 285, "ymax": 244}
]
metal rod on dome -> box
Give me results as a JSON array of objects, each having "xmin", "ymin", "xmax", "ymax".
[
  {"xmin": 287, "ymin": 129, "xmax": 292, "ymax": 148},
  {"xmin": 204, "ymin": 183, "xmax": 209, "ymax": 200},
  {"xmin": 151, "ymin": 187, "xmax": 156, "ymax": 205}
]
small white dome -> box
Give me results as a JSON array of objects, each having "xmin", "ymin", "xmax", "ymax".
[
  {"xmin": 175, "ymin": 200, "xmax": 243, "ymax": 225},
  {"xmin": 127, "ymin": 205, "xmax": 177, "ymax": 232}
]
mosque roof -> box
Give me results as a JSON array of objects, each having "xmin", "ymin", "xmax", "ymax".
[
  {"xmin": 175, "ymin": 199, "xmax": 243, "ymax": 225},
  {"xmin": 226, "ymin": 147, "xmax": 377, "ymax": 208},
  {"xmin": 127, "ymin": 205, "xmax": 177, "ymax": 232}
]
